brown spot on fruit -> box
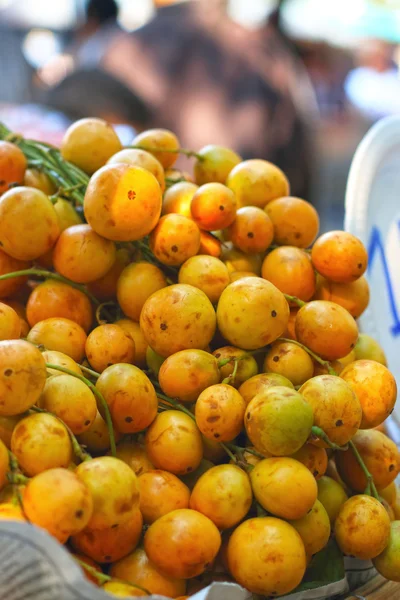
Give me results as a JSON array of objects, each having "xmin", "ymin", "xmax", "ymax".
[{"xmin": 127, "ymin": 190, "xmax": 136, "ymax": 200}]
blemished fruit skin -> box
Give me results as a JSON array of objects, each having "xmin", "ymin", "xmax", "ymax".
[{"xmin": 2, "ymin": 123, "xmax": 400, "ymax": 593}]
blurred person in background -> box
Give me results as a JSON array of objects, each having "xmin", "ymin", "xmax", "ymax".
[
  {"xmin": 40, "ymin": 0, "xmax": 151, "ymax": 130},
  {"xmin": 101, "ymin": 0, "xmax": 317, "ymax": 198},
  {"xmin": 345, "ymin": 39, "xmax": 400, "ymax": 120}
]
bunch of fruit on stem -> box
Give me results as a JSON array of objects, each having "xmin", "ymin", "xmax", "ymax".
[{"xmin": 0, "ymin": 117, "xmax": 398, "ymax": 599}]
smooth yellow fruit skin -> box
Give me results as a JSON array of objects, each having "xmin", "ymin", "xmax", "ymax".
[
  {"xmin": 288, "ymin": 500, "xmax": 331, "ymax": 556},
  {"xmin": 227, "ymin": 517, "xmax": 306, "ymax": 596},
  {"xmin": 217, "ymin": 277, "xmax": 289, "ymax": 350},
  {"xmin": 75, "ymin": 456, "xmax": 140, "ymax": 530},
  {"xmin": 61, "ymin": 117, "xmax": 122, "ymax": 174},
  {"xmin": 335, "ymin": 495, "xmax": 390, "ymax": 560},
  {"xmin": 226, "ymin": 159, "xmax": 289, "ymax": 208},
  {"xmin": 245, "ymin": 386, "xmax": 314, "ymax": 457},
  {"xmin": 373, "ymin": 521, "xmax": 400, "ymax": 581},
  {"xmin": 190, "ymin": 464, "xmax": 252, "ymax": 529},
  {"xmin": 317, "ymin": 476, "xmax": 348, "ymax": 524},
  {"xmin": 250, "ymin": 457, "xmax": 317, "ymax": 520}
]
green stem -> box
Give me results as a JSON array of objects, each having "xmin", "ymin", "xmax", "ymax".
[
  {"xmin": 130, "ymin": 145, "xmax": 203, "ymax": 161},
  {"xmin": 7, "ymin": 452, "xmax": 30, "ymax": 520},
  {"xmin": 220, "ymin": 443, "xmax": 237, "ymax": 463},
  {"xmin": 50, "ymin": 182, "xmax": 85, "ymax": 201},
  {"xmin": 0, "ymin": 268, "xmax": 100, "ymax": 306},
  {"xmin": 156, "ymin": 393, "xmax": 195, "ymax": 420},
  {"xmin": 74, "ymin": 558, "xmax": 150, "ymax": 595},
  {"xmin": 310, "ymin": 426, "xmax": 347, "ymax": 452},
  {"xmin": 30, "ymin": 406, "xmax": 91, "ymax": 463},
  {"xmin": 283, "ymin": 294, "xmax": 307, "ymax": 308},
  {"xmin": 44, "ymin": 364, "xmax": 116, "ymax": 457},
  {"xmin": 349, "ymin": 440, "xmax": 380, "ymax": 500},
  {"xmin": 222, "ymin": 358, "xmax": 239, "ymax": 385},
  {"xmin": 79, "ymin": 365, "xmax": 100, "ymax": 379},
  {"xmin": 278, "ymin": 337, "xmax": 336, "ymax": 375}
]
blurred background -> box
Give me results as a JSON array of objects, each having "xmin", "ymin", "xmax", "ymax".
[{"xmin": 1, "ymin": 0, "xmax": 400, "ymax": 231}]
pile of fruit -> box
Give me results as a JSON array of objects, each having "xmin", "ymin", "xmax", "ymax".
[{"xmin": 0, "ymin": 117, "xmax": 399, "ymax": 600}]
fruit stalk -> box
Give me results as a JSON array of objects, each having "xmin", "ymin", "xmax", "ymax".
[
  {"xmin": 310, "ymin": 426, "xmax": 348, "ymax": 451},
  {"xmin": 44, "ymin": 364, "xmax": 117, "ymax": 457},
  {"xmin": 349, "ymin": 440, "xmax": 380, "ymax": 500}
]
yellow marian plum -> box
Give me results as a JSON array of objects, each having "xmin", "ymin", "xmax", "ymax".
[
  {"xmin": 250, "ymin": 457, "xmax": 317, "ymax": 519},
  {"xmin": 300, "ymin": 375, "xmax": 362, "ymax": 447},
  {"xmin": 28, "ymin": 317, "xmax": 87, "ymax": 362},
  {"xmin": 75, "ymin": 456, "xmax": 140, "ymax": 530},
  {"xmin": 85, "ymin": 324, "xmax": 135, "ymax": 373},
  {"xmin": 140, "ymin": 284, "xmax": 216, "ymax": 358},
  {"xmin": 317, "ymin": 476, "xmax": 348, "ymax": 524},
  {"xmin": 314, "ymin": 275, "xmax": 370, "ymax": 319},
  {"xmin": 23, "ymin": 468, "xmax": 93, "ymax": 543},
  {"xmin": 373, "ymin": 521, "xmax": 400, "ymax": 581},
  {"xmin": 0, "ymin": 340, "xmax": 47, "ymax": 416},
  {"xmin": 341, "ymin": 359, "xmax": 397, "ymax": 429},
  {"xmin": 110, "ymin": 546, "xmax": 187, "ymax": 597},
  {"xmin": 226, "ymin": 159, "xmax": 289, "ymax": 208},
  {"xmin": 245, "ymin": 387, "xmax": 313, "ymax": 456},
  {"xmin": 149, "ymin": 214, "xmax": 201, "ymax": 266},
  {"xmin": 132, "ymin": 128, "xmax": 180, "ymax": 169},
  {"xmin": 0, "ymin": 187, "xmax": 59, "ymax": 260},
  {"xmin": 11, "ymin": 413, "xmax": 72, "ymax": 476},
  {"xmin": 39, "ymin": 374, "xmax": 96, "ymax": 434},
  {"xmin": 53, "ymin": 224, "xmax": 116, "ymax": 284},
  {"xmin": 0, "ymin": 302, "xmax": 21, "ymax": 340},
  {"xmin": 311, "ymin": 231, "xmax": 368, "ymax": 283},
  {"xmin": 263, "ymin": 341, "xmax": 314, "ymax": 386},
  {"xmin": 107, "ymin": 148, "xmax": 165, "ymax": 191},
  {"xmin": 0, "ymin": 141, "xmax": 27, "ymax": 194},
  {"xmin": 178, "ymin": 255, "xmax": 230, "ymax": 304},
  {"xmin": 288, "ymin": 500, "xmax": 331, "ymax": 556},
  {"xmin": 227, "ymin": 517, "xmax": 306, "ymax": 596},
  {"xmin": 190, "ymin": 183, "xmax": 237, "ymax": 231},
  {"xmin": 354, "ymin": 334, "xmax": 387, "ymax": 365},
  {"xmin": 162, "ymin": 181, "xmax": 198, "ymax": 217},
  {"xmin": 193, "ymin": 144, "xmax": 241, "ymax": 185},
  {"xmin": 190, "ymin": 464, "xmax": 252, "ymax": 529},
  {"xmin": 217, "ymin": 277, "xmax": 289, "ymax": 350},
  {"xmin": 335, "ymin": 429, "xmax": 400, "ymax": 492},
  {"xmin": 145, "ymin": 411, "xmax": 203, "ymax": 475},
  {"xmin": 26, "ymin": 280, "xmax": 93, "ymax": 332},
  {"xmin": 117, "ymin": 262, "xmax": 167, "ymax": 322},
  {"xmin": 262, "ymin": 246, "xmax": 316, "ymax": 302},
  {"xmin": 228, "ymin": 207, "xmax": 274, "ymax": 254},
  {"xmin": 139, "ymin": 470, "xmax": 190, "ymax": 523},
  {"xmin": 144, "ymin": 509, "xmax": 221, "ymax": 579},
  {"xmin": 238, "ymin": 372, "xmax": 294, "ymax": 406},
  {"xmin": 335, "ymin": 495, "xmax": 390, "ymax": 559},
  {"xmin": 195, "ymin": 383, "xmax": 246, "ymax": 442},
  {"xmin": 265, "ymin": 196, "xmax": 319, "ymax": 248},
  {"xmin": 61, "ymin": 117, "xmax": 122, "ymax": 174},
  {"xmin": 292, "ymin": 443, "xmax": 328, "ymax": 480},
  {"xmin": 295, "ymin": 301, "xmax": 358, "ymax": 361},
  {"xmin": 158, "ymin": 349, "xmax": 220, "ymax": 403},
  {"xmin": 84, "ymin": 163, "xmax": 162, "ymax": 242},
  {"xmin": 96, "ymin": 363, "xmax": 157, "ymax": 433},
  {"xmin": 71, "ymin": 508, "xmax": 143, "ymax": 563}
]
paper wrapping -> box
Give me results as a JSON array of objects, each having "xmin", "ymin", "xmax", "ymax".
[{"xmin": 0, "ymin": 521, "xmax": 376, "ymax": 600}]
